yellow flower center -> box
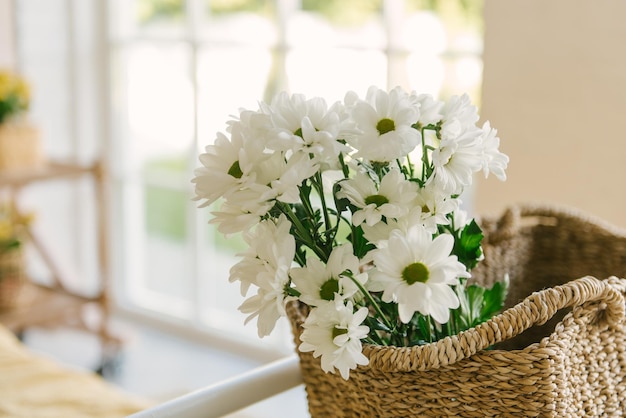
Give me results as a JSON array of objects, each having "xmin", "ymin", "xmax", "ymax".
[
  {"xmin": 319, "ymin": 278, "xmax": 339, "ymax": 301},
  {"xmin": 332, "ymin": 326, "xmax": 348, "ymax": 340},
  {"xmin": 364, "ymin": 194, "xmax": 389, "ymax": 207},
  {"xmin": 402, "ymin": 262, "xmax": 430, "ymax": 285},
  {"xmin": 376, "ymin": 118, "xmax": 396, "ymax": 135},
  {"xmin": 227, "ymin": 160, "xmax": 243, "ymax": 179}
]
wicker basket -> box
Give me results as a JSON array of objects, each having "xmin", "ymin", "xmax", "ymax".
[
  {"xmin": 0, "ymin": 120, "xmax": 44, "ymax": 171},
  {"xmin": 287, "ymin": 204, "xmax": 626, "ymax": 417},
  {"xmin": 0, "ymin": 247, "xmax": 26, "ymax": 310}
]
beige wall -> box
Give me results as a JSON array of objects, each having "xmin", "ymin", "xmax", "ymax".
[
  {"xmin": 0, "ymin": 0, "xmax": 15, "ymax": 68},
  {"xmin": 475, "ymin": 0, "xmax": 626, "ymax": 229}
]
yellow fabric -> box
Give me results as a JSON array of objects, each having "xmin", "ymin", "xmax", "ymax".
[{"xmin": 0, "ymin": 324, "xmax": 152, "ymax": 418}]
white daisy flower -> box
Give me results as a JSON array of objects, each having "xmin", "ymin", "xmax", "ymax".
[
  {"xmin": 228, "ymin": 255, "xmax": 268, "ymax": 297},
  {"xmin": 209, "ymin": 188, "xmax": 275, "ymax": 235},
  {"xmin": 265, "ymin": 92, "xmax": 348, "ymax": 167},
  {"xmin": 451, "ymin": 207, "xmax": 470, "ymax": 231},
  {"xmin": 192, "ymin": 108, "xmax": 274, "ymax": 205},
  {"xmin": 193, "ymin": 132, "xmax": 238, "ymax": 208},
  {"xmin": 361, "ymin": 182, "xmax": 458, "ymax": 245},
  {"xmin": 267, "ymin": 151, "xmax": 319, "ymax": 204},
  {"xmin": 361, "ymin": 208, "xmax": 420, "ymax": 246},
  {"xmin": 344, "ymin": 86, "xmax": 420, "ymax": 162},
  {"xmin": 478, "ymin": 122, "xmax": 509, "ymax": 181},
  {"xmin": 233, "ymin": 215, "xmax": 296, "ymax": 337},
  {"xmin": 299, "ymin": 300, "xmax": 370, "ymax": 380},
  {"xmin": 370, "ymin": 226, "xmax": 471, "ymax": 324},
  {"xmin": 239, "ymin": 267, "xmax": 290, "ymax": 338},
  {"xmin": 229, "ymin": 214, "xmax": 296, "ymax": 295},
  {"xmin": 208, "ymin": 151, "xmax": 318, "ymax": 235},
  {"xmin": 413, "ymin": 182, "xmax": 458, "ymax": 231},
  {"xmin": 337, "ymin": 169, "xmax": 417, "ymax": 227},
  {"xmin": 440, "ymin": 94, "xmax": 480, "ymax": 138},
  {"xmin": 430, "ymin": 130, "xmax": 483, "ymax": 195},
  {"xmin": 193, "ymin": 133, "xmax": 250, "ymax": 208},
  {"xmin": 291, "ymin": 243, "xmax": 367, "ymax": 306},
  {"xmin": 409, "ymin": 92, "xmax": 444, "ymax": 128}
]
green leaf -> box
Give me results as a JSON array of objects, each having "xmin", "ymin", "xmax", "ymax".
[
  {"xmin": 299, "ymin": 179, "xmax": 312, "ymax": 197},
  {"xmin": 480, "ymin": 279, "xmax": 509, "ymax": 322},
  {"xmin": 347, "ymin": 225, "xmax": 375, "ymax": 259},
  {"xmin": 466, "ymin": 284, "xmax": 486, "ymax": 324},
  {"xmin": 415, "ymin": 315, "xmax": 433, "ymax": 345},
  {"xmin": 453, "ymin": 219, "xmax": 484, "ymax": 270},
  {"xmin": 1, "ymin": 239, "xmax": 21, "ymax": 254},
  {"xmin": 366, "ymin": 316, "xmax": 392, "ymax": 333},
  {"xmin": 332, "ymin": 181, "xmax": 350, "ymax": 214},
  {"xmin": 454, "ymin": 278, "xmax": 509, "ymax": 329}
]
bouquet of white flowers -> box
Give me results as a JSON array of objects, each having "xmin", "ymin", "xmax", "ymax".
[{"xmin": 193, "ymin": 85, "xmax": 509, "ymax": 379}]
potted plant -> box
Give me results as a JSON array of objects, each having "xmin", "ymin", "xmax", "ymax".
[
  {"xmin": 192, "ymin": 86, "xmax": 626, "ymax": 417},
  {"xmin": 0, "ymin": 69, "xmax": 43, "ymax": 170},
  {"xmin": 0, "ymin": 203, "xmax": 31, "ymax": 310}
]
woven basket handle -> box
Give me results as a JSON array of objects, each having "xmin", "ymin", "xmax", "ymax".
[
  {"xmin": 387, "ymin": 276, "xmax": 626, "ymax": 371},
  {"xmin": 483, "ymin": 203, "xmax": 623, "ymax": 244},
  {"xmin": 447, "ymin": 276, "xmax": 626, "ymax": 364}
]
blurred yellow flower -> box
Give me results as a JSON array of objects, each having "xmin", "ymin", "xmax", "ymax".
[
  {"xmin": 0, "ymin": 203, "xmax": 31, "ymax": 253},
  {"xmin": 0, "ymin": 69, "xmax": 31, "ymax": 124}
]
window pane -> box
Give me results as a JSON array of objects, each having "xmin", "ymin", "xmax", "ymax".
[
  {"xmin": 405, "ymin": 0, "xmax": 484, "ymax": 41},
  {"xmin": 442, "ymin": 55, "xmax": 483, "ymax": 101},
  {"xmin": 406, "ymin": 53, "xmax": 445, "ymax": 97},
  {"xmin": 143, "ymin": 187, "xmax": 192, "ymax": 294},
  {"xmin": 196, "ymin": 46, "xmax": 272, "ymax": 146},
  {"xmin": 197, "ymin": 223, "xmax": 248, "ymax": 328},
  {"xmin": 111, "ymin": 0, "xmax": 187, "ymax": 38},
  {"xmin": 401, "ymin": 5, "xmax": 483, "ymax": 100},
  {"xmin": 144, "ymin": 168, "xmax": 188, "ymax": 242},
  {"xmin": 285, "ymin": 2, "xmax": 385, "ymax": 98},
  {"xmin": 286, "ymin": 48, "xmax": 387, "ymax": 102},
  {"xmin": 290, "ymin": 2, "xmax": 384, "ymax": 49},
  {"xmin": 207, "ymin": 0, "xmax": 274, "ymax": 16},
  {"xmin": 123, "ymin": 42, "xmax": 194, "ymax": 158},
  {"xmin": 113, "ymin": 39, "xmax": 196, "ymax": 313},
  {"xmin": 203, "ymin": 0, "xmax": 276, "ymax": 46}
]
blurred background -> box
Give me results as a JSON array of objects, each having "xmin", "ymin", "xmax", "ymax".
[{"xmin": 0, "ymin": 0, "xmax": 624, "ymax": 416}]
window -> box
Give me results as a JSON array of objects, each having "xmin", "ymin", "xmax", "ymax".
[{"xmin": 112, "ymin": 0, "xmax": 485, "ymax": 353}]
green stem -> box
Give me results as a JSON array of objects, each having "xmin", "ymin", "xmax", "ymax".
[
  {"xmin": 313, "ymin": 172, "xmax": 332, "ymax": 232},
  {"xmin": 338, "ymin": 152, "xmax": 349, "ymax": 178},
  {"xmin": 405, "ymin": 154, "xmax": 415, "ymax": 178},
  {"xmin": 293, "ymin": 249, "xmax": 306, "ymax": 267},
  {"xmin": 362, "ymin": 316, "xmax": 387, "ymax": 346},
  {"xmin": 426, "ymin": 315, "xmax": 434, "ymax": 343},
  {"xmin": 298, "ymin": 183, "xmax": 317, "ymax": 225},
  {"xmin": 344, "ymin": 271, "xmax": 394, "ymax": 332},
  {"xmin": 276, "ymin": 201, "xmax": 328, "ymax": 262},
  {"xmin": 420, "ymin": 127, "xmax": 430, "ymax": 184},
  {"xmin": 364, "ymin": 334, "xmax": 386, "ymax": 346}
]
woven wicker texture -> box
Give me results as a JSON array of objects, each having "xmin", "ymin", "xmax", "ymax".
[
  {"xmin": 0, "ymin": 121, "xmax": 44, "ymax": 170},
  {"xmin": 287, "ymin": 204, "xmax": 626, "ymax": 417},
  {"xmin": 0, "ymin": 248, "xmax": 26, "ymax": 310}
]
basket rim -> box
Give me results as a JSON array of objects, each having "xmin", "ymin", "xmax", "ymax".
[
  {"xmin": 478, "ymin": 203, "xmax": 626, "ymax": 243},
  {"xmin": 288, "ymin": 276, "xmax": 626, "ymax": 372}
]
